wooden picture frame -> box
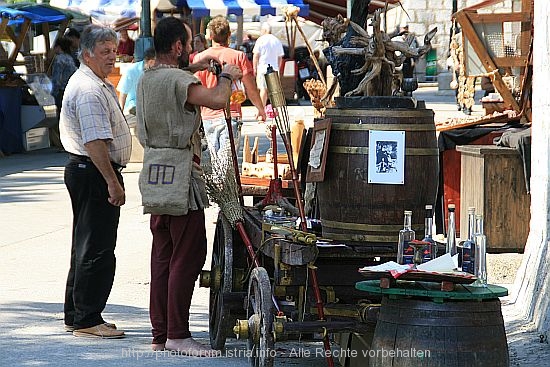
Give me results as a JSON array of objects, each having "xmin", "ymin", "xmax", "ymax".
[{"xmin": 306, "ymin": 118, "xmax": 332, "ymax": 182}]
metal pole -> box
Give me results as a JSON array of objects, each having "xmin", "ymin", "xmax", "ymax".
[{"xmin": 135, "ymin": 0, "xmax": 154, "ymax": 61}]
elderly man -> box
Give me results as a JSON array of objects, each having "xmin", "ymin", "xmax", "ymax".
[
  {"xmin": 60, "ymin": 24, "xmax": 131, "ymax": 339},
  {"xmin": 253, "ymin": 22, "xmax": 284, "ymax": 106}
]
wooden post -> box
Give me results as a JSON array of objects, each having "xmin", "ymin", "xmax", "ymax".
[{"xmin": 291, "ymin": 16, "xmax": 326, "ymax": 87}]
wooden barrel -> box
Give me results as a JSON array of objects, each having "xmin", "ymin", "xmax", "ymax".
[
  {"xmin": 369, "ymin": 297, "xmax": 509, "ymax": 366},
  {"xmin": 318, "ymin": 102, "xmax": 439, "ymax": 247}
]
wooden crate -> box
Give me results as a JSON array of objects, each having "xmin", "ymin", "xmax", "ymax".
[
  {"xmin": 440, "ymin": 131, "xmax": 503, "ymax": 237},
  {"xmin": 456, "ymin": 145, "xmax": 529, "ymax": 252}
]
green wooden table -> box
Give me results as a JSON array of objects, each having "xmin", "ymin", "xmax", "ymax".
[{"xmin": 356, "ymin": 280, "xmax": 508, "ymax": 303}]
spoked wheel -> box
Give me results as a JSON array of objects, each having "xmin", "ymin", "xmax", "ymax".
[
  {"xmin": 209, "ymin": 214, "xmax": 235, "ymax": 350},
  {"xmin": 246, "ymin": 267, "xmax": 275, "ymax": 367}
]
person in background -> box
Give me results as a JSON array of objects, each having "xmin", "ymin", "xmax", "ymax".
[
  {"xmin": 399, "ymin": 25, "xmax": 418, "ymax": 80},
  {"xmin": 136, "ymin": 16, "xmax": 242, "ymax": 355},
  {"xmin": 240, "ymin": 33, "xmax": 256, "ymax": 61},
  {"xmin": 59, "ymin": 24, "xmax": 131, "ymax": 339},
  {"xmin": 65, "ymin": 27, "xmax": 81, "ymax": 67},
  {"xmin": 117, "ymin": 47, "xmax": 156, "ymax": 121},
  {"xmin": 117, "ymin": 28, "xmax": 135, "ymax": 61},
  {"xmin": 50, "ymin": 36, "xmax": 77, "ymax": 149},
  {"xmin": 253, "ymin": 22, "xmax": 284, "ymax": 106},
  {"xmin": 52, "ymin": 37, "xmax": 77, "ymax": 109},
  {"xmin": 189, "ymin": 33, "xmax": 207, "ymax": 63},
  {"xmin": 193, "ymin": 15, "xmax": 266, "ymax": 154},
  {"xmin": 481, "ymin": 76, "xmax": 496, "ymax": 97}
]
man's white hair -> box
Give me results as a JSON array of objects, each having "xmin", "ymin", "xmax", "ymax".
[{"xmin": 261, "ymin": 22, "xmax": 271, "ymax": 33}]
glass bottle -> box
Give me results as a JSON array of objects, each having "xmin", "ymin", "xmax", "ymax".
[
  {"xmin": 397, "ymin": 210, "xmax": 415, "ymax": 265},
  {"xmin": 446, "ymin": 204, "xmax": 457, "ymax": 257},
  {"xmin": 230, "ymin": 79, "xmax": 246, "ymax": 104},
  {"xmin": 473, "ymin": 214, "xmax": 488, "ymax": 286},
  {"xmin": 422, "ymin": 204, "xmax": 437, "ymax": 262},
  {"xmin": 461, "ymin": 207, "xmax": 476, "ymax": 274}
]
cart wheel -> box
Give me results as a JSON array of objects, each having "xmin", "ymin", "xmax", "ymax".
[
  {"xmin": 246, "ymin": 267, "xmax": 275, "ymax": 367},
  {"xmin": 209, "ymin": 214, "xmax": 234, "ymax": 350}
]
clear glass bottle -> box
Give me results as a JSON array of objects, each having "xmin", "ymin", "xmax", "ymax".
[
  {"xmin": 397, "ymin": 210, "xmax": 415, "ymax": 265},
  {"xmin": 446, "ymin": 204, "xmax": 457, "ymax": 257},
  {"xmin": 422, "ymin": 204, "xmax": 437, "ymax": 262},
  {"xmin": 461, "ymin": 207, "xmax": 476, "ymax": 274},
  {"xmin": 473, "ymin": 214, "xmax": 488, "ymax": 286}
]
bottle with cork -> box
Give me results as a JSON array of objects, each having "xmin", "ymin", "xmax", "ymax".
[
  {"xmin": 473, "ymin": 214, "xmax": 488, "ymax": 286},
  {"xmin": 446, "ymin": 204, "xmax": 457, "ymax": 257},
  {"xmin": 460, "ymin": 207, "xmax": 476, "ymax": 274},
  {"xmin": 397, "ymin": 210, "xmax": 415, "ymax": 264},
  {"xmin": 421, "ymin": 204, "xmax": 437, "ymax": 262}
]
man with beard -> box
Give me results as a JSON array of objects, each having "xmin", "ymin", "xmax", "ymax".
[{"xmin": 136, "ymin": 17, "xmax": 242, "ymax": 355}]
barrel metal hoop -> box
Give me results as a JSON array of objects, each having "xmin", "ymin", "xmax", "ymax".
[
  {"xmin": 322, "ymin": 219, "xmax": 403, "ymax": 232},
  {"xmin": 377, "ymin": 314, "xmax": 505, "ymax": 327},
  {"xmin": 323, "ymin": 233, "xmax": 398, "ymax": 242},
  {"xmin": 331, "ymin": 123, "xmax": 436, "ymax": 132},
  {"xmin": 328, "ymin": 146, "xmax": 440, "ymax": 156},
  {"xmin": 322, "ymin": 220, "xmax": 424, "ymax": 242},
  {"xmin": 328, "ymin": 109, "xmax": 434, "ymax": 118}
]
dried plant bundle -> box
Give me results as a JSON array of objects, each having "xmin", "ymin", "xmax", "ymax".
[{"xmin": 202, "ymin": 146, "xmax": 243, "ymax": 228}]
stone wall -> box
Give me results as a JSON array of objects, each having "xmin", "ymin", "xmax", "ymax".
[{"xmin": 384, "ymin": 0, "xmax": 518, "ymax": 82}]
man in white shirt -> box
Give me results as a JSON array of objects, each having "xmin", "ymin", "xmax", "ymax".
[{"xmin": 253, "ymin": 22, "xmax": 284, "ymax": 106}]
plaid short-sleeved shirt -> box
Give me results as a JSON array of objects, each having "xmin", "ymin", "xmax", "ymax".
[{"xmin": 60, "ymin": 64, "xmax": 132, "ymax": 166}]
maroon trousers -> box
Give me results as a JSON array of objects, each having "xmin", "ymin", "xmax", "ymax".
[{"xmin": 149, "ymin": 210, "xmax": 207, "ymax": 344}]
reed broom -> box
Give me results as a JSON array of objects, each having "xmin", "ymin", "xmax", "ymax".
[{"xmin": 202, "ymin": 145, "xmax": 243, "ymax": 228}]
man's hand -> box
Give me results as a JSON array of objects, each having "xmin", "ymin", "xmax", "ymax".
[
  {"xmin": 188, "ymin": 55, "xmax": 222, "ymax": 73},
  {"xmin": 221, "ymin": 64, "xmax": 243, "ymax": 81},
  {"xmin": 84, "ymin": 139, "xmax": 126, "ymax": 207},
  {"xmin": 107, "ymin": 181, "xmax": 126, "ymax": 206},
  {"xmin": 256, "ymin": 108, "xmax": 267, "ymax": 122}
]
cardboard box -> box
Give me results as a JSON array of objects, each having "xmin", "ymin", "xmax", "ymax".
[{"xmin": 24, "ymin": 127, "xmax": 50, "ymax": 151}]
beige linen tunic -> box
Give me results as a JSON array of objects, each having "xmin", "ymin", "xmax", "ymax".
[{"xmin": 136, "ymin": 67, "xmax": 208, "ymax": 215}]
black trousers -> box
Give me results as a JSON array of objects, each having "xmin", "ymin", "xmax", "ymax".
[{"xmin": 63, "ymin": 158, "xmax": 123, "ymax": 329}]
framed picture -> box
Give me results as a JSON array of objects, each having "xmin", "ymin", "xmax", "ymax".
[
  {"xmin": 306, "ymin": 118, "xmax": 332, "ymax": 182},
  {"xmin": 368, "ymin": 130, "xmax": 405, "ymax": 185}
]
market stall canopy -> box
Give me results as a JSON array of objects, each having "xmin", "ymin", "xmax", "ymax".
[
  {"xmin": 1, "ymin": 3, "xmax": 91, "ymax": 29},
  {"xmin": 0, "ymin": 4, "xmax": 74, "ymax": 69},
  {"xmin": 50, "ymin": 0, "xmax": 138, "ymax": 25},
  {"xmin": 307, "ymin": 0, "xmax": 401, "ymax": 25},
  {"xmin": 50, "ymin": 0, "xmax": 308, "ymax": 24},
  {"xmin": 0, "ymin": 4, "xmax": 67, "ymax": 25},
  {"xmin": 174, "ymin": 0, "xmax": 308, "ymax": 18}
]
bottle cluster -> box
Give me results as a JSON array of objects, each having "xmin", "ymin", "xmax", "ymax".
[{"xmin": 396, "ymin": 204, "xmax": 488, "ymax": 287}]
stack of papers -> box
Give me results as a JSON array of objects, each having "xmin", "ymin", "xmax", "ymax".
[{"xmin": 359, "ymin": 253, "xmax": 463, "ymax": 279}]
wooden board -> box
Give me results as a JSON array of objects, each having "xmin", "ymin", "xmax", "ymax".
[{"xmin": 358, "ymin": 269, "xmax": 477, "ymax": 285}]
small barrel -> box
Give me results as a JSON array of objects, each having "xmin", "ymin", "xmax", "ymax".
[
  {"xmin": 369, "ymin": 297, "xmax": 509, "ymax": 366},
  {"xmin": 318, "ymin": 100, "xmax": 439, "ymax": 247}
]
